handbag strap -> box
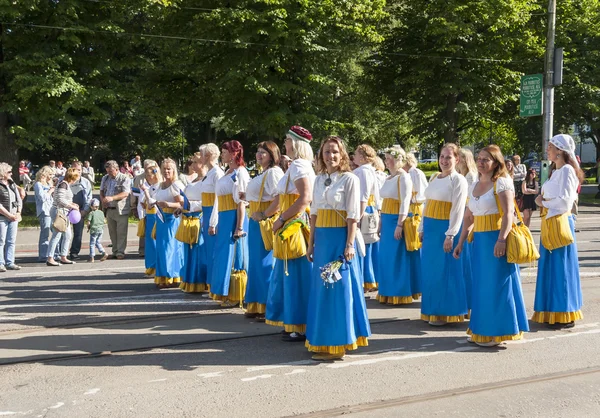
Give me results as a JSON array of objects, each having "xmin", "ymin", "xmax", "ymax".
[
  {"xmin": 258, "ymin": 169, "xmax": 269, "ymax": 202},
  {"xmin": 493, "ymin": 182, "xmax": 525, "ymax": 225},
  {"xmin": 397, "ymin": 175, "xmax": 402, "ymax": 216}
]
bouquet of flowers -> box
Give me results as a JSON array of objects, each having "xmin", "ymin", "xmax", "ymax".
[{"xmin": 320, "ymin": 255, "xmax": 348, "ymax": 287}]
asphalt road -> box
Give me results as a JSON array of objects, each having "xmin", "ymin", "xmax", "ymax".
[{"xmin": 0, "ymin": 207, "xmax": 599, "ymax": 417}]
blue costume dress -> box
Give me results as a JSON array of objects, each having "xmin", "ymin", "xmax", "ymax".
[
  {"xmin": 266, "ymin": 159, "xmax": 314, "ymax": 333},
  {"xmin": 153, "ymin": 181, "xmax": 185, "ymax": 287},
  {"xmin": 466, "ymin": 178, "xmax": 529, "ymax": 342},
  {"xmin": 306, "ymin": 172, "xmax": 370, "ymax": 354},
  {"xmin": 178, "ymin": 179, "xmax": 207, "ymax": 293},
  {"xmin": 533, "ymin": 165, "xmax": 583, "ymax": 324},
  {"xmin": 376, "ymin": 173, "xmax": 421, "ymax": 304},
  {"xmin": 245, "ymin": 167, "xmax": 284, "ymax": 314},
  {"xmin": 210, "ymin": 168, "xmax": 250, "ymax": 304},
  {"xmin": 353, "ymin": 164, "xmax": 380, "ymax": 290},
  {"xmin": 143, "ymin": 208, "xmax": 157, "ymax": 276},
  {"xmin": 420, "ymin": 172, "xmax": 469, "ymax": 323}
]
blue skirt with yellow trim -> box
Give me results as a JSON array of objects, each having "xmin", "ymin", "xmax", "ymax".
[
  {"xmin": 376, "ymin": 213, "xmax": 421, "ymax": 304},
  {"xmin": 210, "ymin": 209, "xmax": 249, "ymax": 299},
  {"xmin": 180, "ymin": 213, "xmax": 207, "ymax": 293},
  {"xmin": 266, "ymin": 257, "xmax": 312, "ymax": 333},
  {"xmin": 245, "ymin": 218, "xmax": 274, "ymax": 313},
  {"xmin": 306, "ymin": 227, "xmax": 370, "ymax": 353},
  {"xmin": 461, "ymin": 227, "xmax": 474, "ymax": 310},
  {"xmin": 155, "ymin": 213, "xmax": 184, "ymax": 286},
  {"xmin": 468, "ymin": 230, "xmax": 529, "ymax": 341},
  {"xmin": 202, "ymin": 205, "xmax": 216, "ymax": 288},
  {"xmin": 533, "ymin": 215, "xmax": 583, "ymax": 323},
  {"xmin": 144, "ymin": 213, "xmax": 157, "ymax": 275},
  {"xmin": 420, "ymin": 217, "xmax": 469, "ymax": 322},
  {"xmin": 357, "ymin": 205, "xmax": 378, "ymax": 289}
]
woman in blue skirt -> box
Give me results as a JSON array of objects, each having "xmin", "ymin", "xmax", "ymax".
[
  {"xmin": 533, "ymin": 134, "xmax": 584, "ymax": 329},
  {"xmin": 266, "ymin": 126, "xmax": 315, "ymax": 342},
  {"xmin": 148, "ymin": 158, "xmax": 185, "ymax": 288},
  {"xmin": 419, "ymin": 143, "xmax": 469, "ymax": 326},
  {"xmin": 376, "ymin": 145, "xmax": 421, "ymax": 304},
  {"xmin": 454, "ymin": 145, "xmax": 529, "ymax": 346},
  {"xmin": 178, "ymin": 152, "xmax": 208, "ymax": 293},
  {"xmin": 210, "ymin": 140, "xmax": 250, "ymax": 307},
  {"xmin": 352, "ymin": 144, "xmax": 381, "ymax": 292},
  {"xmin": 199, "ymin": 143, "xmax": 224, "ymax": 292},
  {"xmin": 306, "ymin": 136, "xmax": 370, "ymax": 361},
  {"xmin": 138, "ymin": 160, "xmax": 161, "ymax": 277},
  {"xmin": 245, "ymin": 141, "xmax": 284, "ymax": 320}
]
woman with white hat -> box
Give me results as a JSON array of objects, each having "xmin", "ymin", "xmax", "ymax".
[{"xmin": 532, "ymin": 134, "xmax": 585, "ymax": 329}]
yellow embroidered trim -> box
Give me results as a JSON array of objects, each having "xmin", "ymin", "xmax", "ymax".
[
  {"xmin": 179, "ymin": 282, "xmax": 209, "ymax": 293},
  {"xmin": 246, "ymin": 303, "xmax": 266, "ymax": 314},
  {"xmin": 377, "ymin": 294, "xmax": 421, "ymax": 305},
  {"xmin": 218, "ymin": 194, "xmax": 237, "ymax": 212},
  {"xmin": 531, "ymin": 311, "xmax": 583, "ymax": 324},
  {"xmin": 421, "ymin": 314, "xmax": 466, "ymax": 323},
  {"xmin": 316, "ymin": 209, "xmax": 347, "ymax": 228},
  {"xmin": 305, "ymin": 336, "xmax": 368, "ymax": 355},
  {"xmin": 473, "ymin": 213, "xmax": 502, "ymax": 232},
  {"xmin": 202, "ymin": 192, "xmax": 215, "ymax": 207},
  {"xmin": 154, "ymin": 276, "xmax": 181, "ymax": 285},
  {"xmin": 423, "ymin": 199, "xmax": 452, "ymax": 220},
  {"xmin": 381, "ymin": 198, "xmax": 400, "ymax": 215},
  {"xmin": 467, "ymin": 329, "xmax": 524, "ymax": 343}
]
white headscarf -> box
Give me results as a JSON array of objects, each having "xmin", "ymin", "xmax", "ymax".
[{"xmin": 550, "ymin": 134, "xmax": 579, "ymax": 169}]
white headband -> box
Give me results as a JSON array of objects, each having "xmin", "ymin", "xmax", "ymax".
[{"xmin": 550, "ymin": 134, "xmax": 579, "ymax": 168}]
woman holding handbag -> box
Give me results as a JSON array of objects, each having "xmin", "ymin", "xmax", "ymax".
[
  {"xmin": 266, "ymin": 126, "xmax": 315, "ymax": 342},
  {"xmin": 419, "ymin": 143, "xmax": 469, "ymax": 326},
  {"xmin": 533, "ymin": 134, "xmax": 584, "ymax": 329},
  {"xmin": 177, "ymin": 153, "xmax": 209, "ymax": 293},
  {"xmin": 453, "ymin": 145, "xmax": 529, "ymax": 346},
  {"xmin": 210, "ymin": 140, "xmax": 250, "ymax": 307},
  {"xmin": 375, "ymin": 146, "xmax": 421, "ymax": 305},
  {"xmin": 245, "ymin": 141, "xmax": 284, "ymax": 320},
  {"xmin": 352, "ymin": 144, "xmax": 380, "ymax": 291},
  {"xmin": 46, "ymin": 168, "xmax": 80, "ymax": 267},
  {"xmin": 305, "ymin": 136, "xmax": 370, "ymax": 361}
]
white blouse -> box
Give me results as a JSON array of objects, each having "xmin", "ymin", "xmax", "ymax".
[
  {"xmin": 353, "ymin": 164, "xmax": 380, "ymax": 205},
  {"xmin": 246, "ymin": 167, "xmax": 284, "ymax": 202},
  {"xmin": 310, "ymin": 171, "xmax": 360, "ymax": 221},
  {"xmin": 184, "ymin": 179, "xmax": 203, "ymax": 212},
  {"xmin": 202, "ymin": 166, "xmax": 224, "ymax": 194},
  {"xmin": 541, "ymin": 164, "xmax": 579, "ymax": 218},
  {"xmin": 379, "ymin": 172, "xmax": 412, "ymax": 216},
  {"xmin": 468, "ymin": 176, "xmax": 514, "ymax": 216},
  {"xmin": 154, "ymin": 181, "xmax": 185, "ymax": 204},
  {"xmin": 210, "ymin": 166, "xmax": 250, "ymax": 227},
  {"xmin": 464, "ymin": 171, "xmax": 478, "ymax": 188},
  {"xmin": 276, "ymin": 159, "xmax": 315, "ymax": 195},
  {"xmin": 422, "ymin": 171, "xmax": 468, "ymax": 236},
  {"xmin": 138, "ymin": 181, "xmax": 160, "ymax": 217},
  {"xmin": 408, "ymin": 167, "xmax": 428, "ymax": 204}
]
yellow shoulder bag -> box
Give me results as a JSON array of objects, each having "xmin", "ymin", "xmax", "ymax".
[
  {"xmin": 540, "ymin": 206, "xmax": 574, "ymax": 251},
  {"xmin": 272, "ymin": 174, "xmax": 309, "ymax": 261},
  {"xmin": 402, "ymin": 176, "xmax": 422, "ymax": 251},
  {"xmin": 494, "ymin": 182, "xmax": 539, "ymax": 264}
]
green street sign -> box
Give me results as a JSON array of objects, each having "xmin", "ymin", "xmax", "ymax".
[{"xmin": 520, "ymin": 74, "xmax": 543, "ymax": 117}]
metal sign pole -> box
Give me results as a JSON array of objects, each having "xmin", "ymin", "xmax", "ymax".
[{"xmin": 542, "ymin": 0, "xmax": 556, "ymax": 159}]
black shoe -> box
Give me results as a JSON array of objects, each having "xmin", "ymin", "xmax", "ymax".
[
  {"xmin": 46, "ymin": 261, "xmax": 60, "ymax": 267},
  {"xmin": 282, "ymin": 332, "xmax": 306, "ymax": 342},
  {"xmin": 69, "ymin": 254, "xmax": 80, "ymax": 260}
]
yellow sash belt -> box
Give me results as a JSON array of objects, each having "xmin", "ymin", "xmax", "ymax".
[
  {"xmin": 202, "ymin": 192, "xmax": 215, "ymax": 207},
  {"xmin": 473, "ymin": 213, "xmax": 502, "ymax": 232},
  {"xmin": 423, "ymin": 199, "xmax": 452, "ymax": 220},
  {"xmin": 146, "ymin": 207, "xmax": 157, "ymax": 215},
  {"xmin": 218, "ymin": 194, "xmax": 237, "ymax": 212},
  {"xmin": 316, "ymin": 209, "xmax": 347, "ymax": 228},
  {"xmin": 381, "ymin": 198, "xmax": 400, "ymax": 215},
  {"xmin": 249, "ymin": 200, "xmax": 271, "ymax": 214}
]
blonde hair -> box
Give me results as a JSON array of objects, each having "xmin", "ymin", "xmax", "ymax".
[
  {"xmin": 160, "ymin": 158, "xmax": 179, "ymax": 180},
  {"xmin": 64, "ymin": 168, "xmax": 80, "ymax": 183},
  {"xmin": 316, "ymin": 136, "xmax": 352, "ymax": 174},
  {"xmin": 36, "ymin": 165, "xmax": 55, "ymax": 183},
  {"xmin": 355, "ymin": 144, "xmax": 377, "ymax": 164},
  {"xmin": 404, "ymin": 153, "xmax": 418, "ymax": 168},
  {"xmin": 372, "ymin": 156, "xmax": 385, "ymax": 172},
  {"xmin": 384, "ymin": 145, "xmax": 406, "ymax": 166},
  {"xmin": 458, "ymin": 148, "xmax": 477, "ymax": 177},
  {"xmin": 0, "ymin": 163, "xmax": 12, "ymax": 180},
  {"xmin": 286, "ymin": 135, "xmax": 314, "ymax": 162},
  {"xmin": 441, "ymin": 143, "xmax": 460, "ymax": 159},
  {"xmin": 145, "ymin": 160, "xmax": 163, "ymax": 183},
  {"xmin": 200, "ymin": 143, "xmax": 220, "ymax": 162}
]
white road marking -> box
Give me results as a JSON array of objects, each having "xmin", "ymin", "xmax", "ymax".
[
  {"xmin": 197, "ymin": 372, "xmax": 224, "ymax": 378},
  {"xmin": 84, "ymin": 388, "xmax": 100, "ymax": 395},
  {"xmin": 48, "ymin": 402, "xmax": 64, "ymax": 409},
  {"xmin": 246, "ymin": 360, "xmax": 313, "ymax": 372},
  {"xmin": 285, "ymin": 369, "xmax": 306, "ymax": 375},
  {"xmin": 148, "ymin": 379, "xmax": 168, "ymax": 383},
  {"xmin": 14, "ymin": 266, "xmax": 143, "ymax": 277},
  {"xmin": 241, "ymin": 374, "xmax": 273, "ymax": 382},
  {"xmin": 420, "ymin": 343, "xmax": 435, "ymax": 347}
]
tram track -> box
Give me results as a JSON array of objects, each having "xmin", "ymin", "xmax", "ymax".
[{"xmin": 295, "ymin": 366, "xmax": 600, "ymax": 417}]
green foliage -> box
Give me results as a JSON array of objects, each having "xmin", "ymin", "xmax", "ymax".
[{"xmin": 417, "ymin": 162, "xmax": 440, "ymax": 172}]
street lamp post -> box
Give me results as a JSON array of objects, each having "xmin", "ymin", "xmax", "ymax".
[{"xmin": 542, "ymin": 0, "xmax": 557, "ymax": 159}]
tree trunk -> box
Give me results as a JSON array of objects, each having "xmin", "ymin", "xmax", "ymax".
[
  {"xmin": 443, "ymin": 94, "xmax": 458, "ymax": 143},
  {"xmin": 0, "ymin": 24, "xmax": 19, "ymax": 167},
  {"xmin": 592, "ymin": 131, "xmax": 600, "ymax": 162}
]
